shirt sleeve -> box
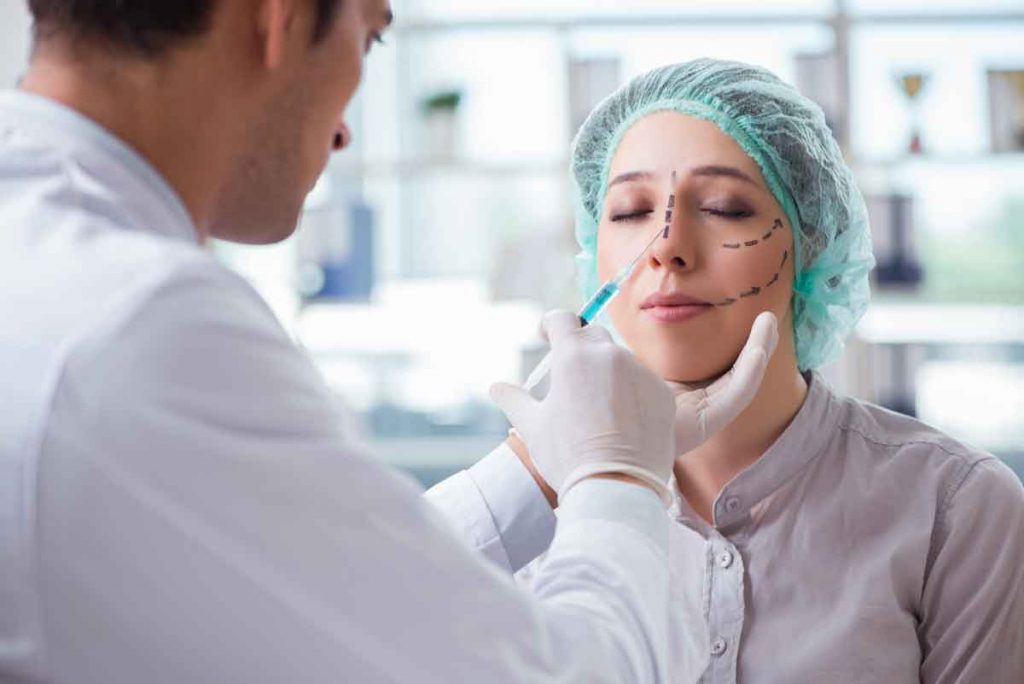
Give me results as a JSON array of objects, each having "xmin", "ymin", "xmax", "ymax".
[
  {"xmin": 918, "ymin": 456, "xmax": 1024, "ymax": 684},
  {"xmin": 36, "ymin": 258, "xmax": 675, "ymax": 684},
  {"xmin": 424, "ymin": 442, "xmax": 556, "ymax": 573}
]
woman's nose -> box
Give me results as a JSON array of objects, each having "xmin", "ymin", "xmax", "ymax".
[{"xmin": 648, "ymin": 210, "xmax": 695, "ymax": 272}]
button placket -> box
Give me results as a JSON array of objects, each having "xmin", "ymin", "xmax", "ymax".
[{"xmin": 703, "ymin": 536, "xmax": 744, "ymax": 683}]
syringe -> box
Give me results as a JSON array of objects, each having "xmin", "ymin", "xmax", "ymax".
[{"xmin": 523, "ymin": 226, "xmax": 664, "ymax": 392}]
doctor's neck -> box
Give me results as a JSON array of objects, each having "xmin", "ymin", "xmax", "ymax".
[
  {"xmin": 20, "ymin": 38, "xmax": 255, "ymax": 242},
  {"xmin": 673, "ymin": 315, "xmax": 808, "ymax": 525}
]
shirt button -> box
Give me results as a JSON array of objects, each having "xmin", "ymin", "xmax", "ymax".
[
  {"xmin": 725, "ymin": 497, "xmax": 742, "ymax": 513},
  {"xmin": 711, "ymin": 637, "xmax": 728, "ymax": 657},
  {"xmin": 717, "ymin": 550, "xmax": 734, "ymax": 569}
]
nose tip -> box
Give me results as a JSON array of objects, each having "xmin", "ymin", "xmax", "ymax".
[
  {"xmin": 649, "ymin": 235, "xmax": 689, "ymax": 270},
  {"xmin": 332, "ymin": 122, "xmax": 352, "ymax": 151}
]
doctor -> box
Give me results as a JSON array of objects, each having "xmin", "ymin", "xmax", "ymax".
[{"xmin": 0, "ymin": 1, "xmax": 776, "ymax": 682}]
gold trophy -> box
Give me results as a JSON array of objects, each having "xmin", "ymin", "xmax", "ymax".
[{"xmin": 896, "ymin": 71, "xmax": 930, "ymax": 155}]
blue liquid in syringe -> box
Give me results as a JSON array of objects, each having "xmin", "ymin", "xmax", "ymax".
[{"xmin": 580, "ymin": 281, "xmax": 620, "ymax": 324}]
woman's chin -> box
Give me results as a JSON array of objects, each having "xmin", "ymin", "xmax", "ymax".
[{"xmin": 637, "ymin": 343, "xmax": 738, "ymax": 386}]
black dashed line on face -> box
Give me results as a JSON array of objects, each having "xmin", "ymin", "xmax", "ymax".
[
  {"xmin": 739, "ymin": 286, "xmax": 761, "ymax": 298},
  {"xmin": 765, "ymin": 272, "xmax": 780, "ymax": 288},
  {"xmin": 715, "ymin": 297, "xmax": 737, "ymax": 307},
  {"xmin": 780, "ymin": 249, "xmax": 788, "ymax": 268},
  {"xmin": 721, "ymin": 218, "xmax": 784, "ymax": 251}
]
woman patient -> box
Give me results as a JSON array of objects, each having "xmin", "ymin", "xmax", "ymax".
[{"xmin": 427, "ymin": 58, "xmax": 1024, "ymax": 683}]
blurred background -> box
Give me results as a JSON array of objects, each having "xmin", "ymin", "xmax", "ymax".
[{"xmin": 3, "ymin": 0, "xmax": 1022, "ymax": 485}]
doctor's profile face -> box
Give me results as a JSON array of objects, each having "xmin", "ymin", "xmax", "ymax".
[
  {"xmin": 210, "ymin": 0, "xmax": 393, "ymax": 245},
  {"xmin": 596, "ymin": 111, "xmax": 796, "ymax": 384}
]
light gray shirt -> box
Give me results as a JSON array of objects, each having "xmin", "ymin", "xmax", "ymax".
[{"xmin": 428, "ymin": 373, "xmax": 1024, "ymax": 683}]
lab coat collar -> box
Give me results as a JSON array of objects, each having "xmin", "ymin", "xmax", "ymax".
[{"xmin": 0, "ymin": 89, "xmax": 197, "ymax": 244}]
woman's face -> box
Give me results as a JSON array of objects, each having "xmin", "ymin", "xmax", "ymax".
[{"xmin": 597, "ymin": 111, "xmax": 795, "ymax": 383}]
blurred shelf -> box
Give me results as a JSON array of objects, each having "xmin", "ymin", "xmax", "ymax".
[
  {"xmin": 336, "ymin": 158, "xmax": 569, "ymax": 178},
  {"xmin": 858, "ymin": 301, "xmax": 1024, "ymax": 345},
  {"xmin": 338, "ymin": 154, "xmax": 1024, "ymax": 179},
  {"xmin": 853, "ymin": 153, "xmax": 1024, "ymax": 168},
  {"xmin": 370, "ymin": 435, "xmax": 504, "ymax": 469},
  {"xmin": 391, "ymin": 12, "xmax": 1024, "ymax": 33}
]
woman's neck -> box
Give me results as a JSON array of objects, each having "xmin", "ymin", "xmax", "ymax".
[{"xmin": 673, "ymin": 342, "xmax": 808, "ymax": 525}]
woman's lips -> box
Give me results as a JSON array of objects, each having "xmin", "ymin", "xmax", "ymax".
[{"xmin": 640, "ymin": 291, "xmax": 713, "ymax": 324}]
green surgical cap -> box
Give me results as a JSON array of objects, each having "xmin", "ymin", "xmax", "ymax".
[{"xmin": 571, "ymin": 58, "xmax": 875, "ymax": 370}]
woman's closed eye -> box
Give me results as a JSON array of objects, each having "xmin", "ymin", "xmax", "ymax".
[
  {"xmin": 610, "ymin": 208, "xmax": 654, "ymax": 222},
  {"xmin": 701, "ymin": 199, "xmax": 755, "ymax": 220}
]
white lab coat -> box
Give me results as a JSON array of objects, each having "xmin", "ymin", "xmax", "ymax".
[{"xmin": 0, "ymin": 90, "xmax": 680, "ymax": 684}]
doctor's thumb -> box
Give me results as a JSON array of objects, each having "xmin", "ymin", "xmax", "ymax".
[{"xmin": 489, "ymin": 382, "xmax": 538, "ymax": 432}]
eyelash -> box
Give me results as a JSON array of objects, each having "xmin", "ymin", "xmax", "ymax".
[
  {"xmin": 703, "ymin": 208, "xmax": 754, "ymax": 219},
  {"xmin": 610, "ymin": 209, "xmax": 653, "ymax": 222},
  {"xmin": 609, "ymin": 207, "xmax": 754, "ymax": 222},
  {"xmin": 366, "ymin": 33, "xmax": 385, "ymax": 53}
]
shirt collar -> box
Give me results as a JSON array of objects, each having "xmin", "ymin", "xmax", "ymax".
[
  {"xmin": 669, "ymin": 371, "xmax": 842, "ymax": 531},
  {"xmin": 0, "ymin": 89, "xmax": 197, "ymax": 244}
]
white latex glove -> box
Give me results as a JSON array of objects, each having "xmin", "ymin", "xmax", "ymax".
[
  {"xmin": 490, "ymin": 310, "xmax": 677, "ymax": 504},
  {"xmin": 669, "ymin": 311, "xmax": 780, "ymax": 455}
]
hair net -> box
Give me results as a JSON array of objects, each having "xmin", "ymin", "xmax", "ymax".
[{"xmin": 571, "ymin": 58, "xmax": 875, "ymax": 370}]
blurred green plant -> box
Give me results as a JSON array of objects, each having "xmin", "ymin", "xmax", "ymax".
[
  {"xmin": 918, "ymin": 195, "xmax": 1024, "ymax": 303},
  {"xmin": 420, "ymin": 90, "xmax": 463, "ymax": 115}
]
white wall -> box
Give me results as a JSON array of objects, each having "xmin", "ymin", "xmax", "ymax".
[{"xmin": 0, "ymin": 3, "xmax": 33, "ymax": 87}]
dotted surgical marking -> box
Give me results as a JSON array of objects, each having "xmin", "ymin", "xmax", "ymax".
[
  {"xmin": 712, "ymin": 247, "xmax": 790, "ymax": 307},
  {"xmin": 721, "ymin": 219, "xmax": 783, "ymax": 250},
  {"xmin": 663, "ymin": 171, "xmax": 677, "ymax": 240}
]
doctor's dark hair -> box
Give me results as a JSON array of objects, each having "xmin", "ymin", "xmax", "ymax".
[{"xmin": 28, "ymin": 0, "xmax": 343, "ymax": 55}]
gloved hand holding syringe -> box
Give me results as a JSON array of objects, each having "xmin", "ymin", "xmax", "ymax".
[{"xmin": 523, "ymin": 225, "xmax": 665, "ymax": 392}]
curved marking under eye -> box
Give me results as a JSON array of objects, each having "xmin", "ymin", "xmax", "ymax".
[
  {"xmin": 744, "ymin": 239, "xmax": 760, "ymax": 247},
  {"xmin": 723, "ymin": 242, "xmax": 741, "ymax": 249}
]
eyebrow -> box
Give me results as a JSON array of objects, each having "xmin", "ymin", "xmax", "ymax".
[
  {"xmin": 607, "ymin": 170, "xmax": 655, "ymax": 188},
  {"xmin": 691, "ymin": 165, "xmax": 759, "ymax": 186},
  {"xmin": 607, "ymin": 165, "xmax": 760, "ymax": 189}
]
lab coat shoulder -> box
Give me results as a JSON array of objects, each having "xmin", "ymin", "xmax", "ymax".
[{"xmin": 40, "ymin": 249, "xmax": 680, "ymax": 684}]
